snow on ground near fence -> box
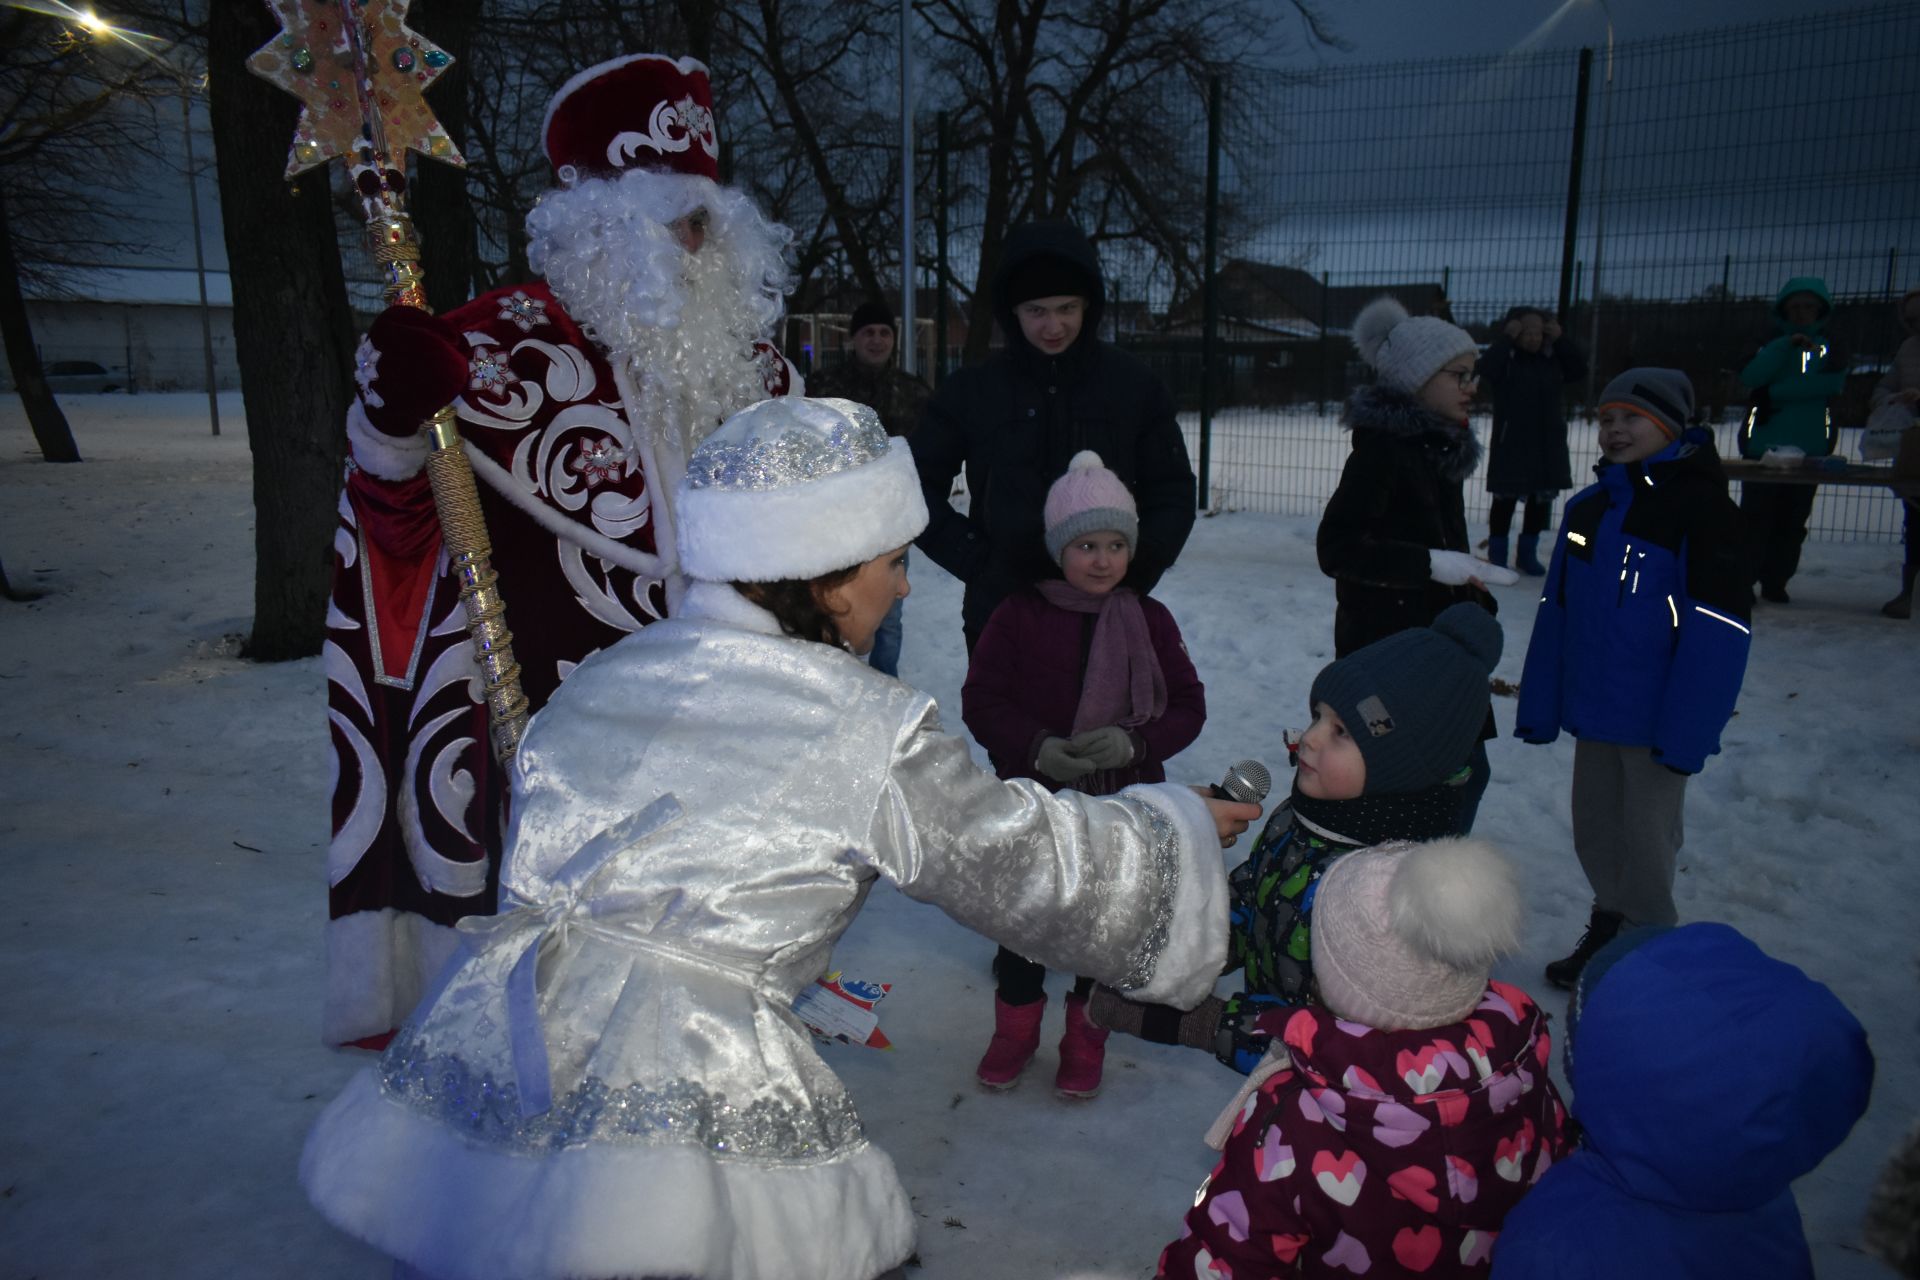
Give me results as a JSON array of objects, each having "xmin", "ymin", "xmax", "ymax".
[
  {"xmin": 1179, "ymin": 407, "xmax": 1911, "ymax": 543},
  {"xmin": 1, "ymin": 393, "xmax": 1914, "ymax": 1278}
]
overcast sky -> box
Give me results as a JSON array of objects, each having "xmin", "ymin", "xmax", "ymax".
[{"xmin": 1288, "ymin": 0, "xmax": 1889, "ymax": 63}]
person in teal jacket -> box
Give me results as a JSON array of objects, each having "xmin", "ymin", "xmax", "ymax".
[{"xmin": 1738, "ymin": 276, "xmax": 1850, "ymax": 603}]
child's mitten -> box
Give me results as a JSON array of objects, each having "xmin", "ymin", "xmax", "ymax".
[
  {"xmin": 1067, "ymin": 725, "xmax": 1137, "ymax": 769},
  {"xmin": 1035, "ymin": 736, "xmax": 1096, "ymax": 783}
]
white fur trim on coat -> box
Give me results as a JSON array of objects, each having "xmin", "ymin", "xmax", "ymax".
[
  {"xmin": 1115, "ymin": 781, "xmax": 1229, "ymax": 1008},
  {"xmin": 675, "ymin": 440, "xmax": 928, "ymax": 584},
  {"xmin": 322, "ymin": 909, "xmax": 461, "ymax": 1047},
  {"xmin": 302, "ymin": 1069, "xmax": 917, "ymax": 1280},
  {"xmin": 347, "ymin": 400, "xmax": 431, "ymax": 482}
]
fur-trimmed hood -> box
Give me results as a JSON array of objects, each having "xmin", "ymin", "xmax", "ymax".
[{"xmin": 1343, "ymin": 382, "xmax": 1483, "ymax": 483}]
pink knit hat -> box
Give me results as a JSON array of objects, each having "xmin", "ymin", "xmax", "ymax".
[
  {"xmin": 1044, "ymin": 450, "xmax": 1138, "ymax": 565},
  {"xmin": 1310, "ymin": 839, "xmax": 1522, "ymax": 1031}
]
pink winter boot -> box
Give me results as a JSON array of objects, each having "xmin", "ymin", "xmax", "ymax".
[
  {"xmin": 1055, "ymin": 993, "xmax": 1110, "ymax": 1099},
  {"xmin": 976, "ymin": 994, "xmax": 1047, "ymax": 1088}
]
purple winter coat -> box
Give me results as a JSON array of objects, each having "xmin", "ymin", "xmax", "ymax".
[{"xmin": 961, "ymin": 588, "xmax": 1206, "ymax": 794}]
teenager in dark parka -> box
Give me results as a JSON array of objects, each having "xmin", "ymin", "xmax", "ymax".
[{"xmin": 911, "ymin": 220, "xmax": 1196, "ymax": 650}]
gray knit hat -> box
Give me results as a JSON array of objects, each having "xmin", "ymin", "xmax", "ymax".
[
  {"xmin": 1598, "ymin": 368, "xmax": 1695, "ymax": 441},
  {"xmin": 1352, "ymin": 296, "xmax": 1478, "ymax": 396},
  {"xmin": 1308, "ymin": 603, "xmax": 1502, "ymax": 794}
]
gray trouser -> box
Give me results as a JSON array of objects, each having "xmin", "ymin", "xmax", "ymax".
[{"xmin": 1571, "ymin": 739, "xmax": 1688, "ymax": 927}]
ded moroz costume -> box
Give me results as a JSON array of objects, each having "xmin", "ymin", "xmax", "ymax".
[{"xmin": 324, "ymin": 54, "xmax": 803, "ymax": 1047}]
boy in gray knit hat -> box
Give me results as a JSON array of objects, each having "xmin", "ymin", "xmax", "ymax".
[
  {"xmin": 1515, "ymin": 367, "xmax": 1752, "ymax": 989},
  {"xmin": 1093, "ymin": 602, "xmax": 1505, "ymax": 1072}
]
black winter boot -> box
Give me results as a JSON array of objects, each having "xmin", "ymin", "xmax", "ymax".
[{"xmin": 1545, "ymin": 907, "xmax": 1626, "ymax": 990}]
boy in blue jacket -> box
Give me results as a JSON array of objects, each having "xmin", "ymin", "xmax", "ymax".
[{"xmin": 1514, "ymin": 369, "xmax": 1752, "ymax": 988}]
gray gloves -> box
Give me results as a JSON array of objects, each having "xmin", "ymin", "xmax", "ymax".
[
  {"xmin": 1068, "ymin": 725, "xmax": 1137, "ymax": 770},
  {"xmin": 1035, "ymin": 736, "xmax": 1097, "ymax": 783},
  {"xmin": 1036, "ymin": 727, "xmax": 1139, "ymax": 781}
]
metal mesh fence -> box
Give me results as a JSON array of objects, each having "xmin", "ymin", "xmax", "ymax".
[{"xmin": 1110, "ymin": 3, "xmax": 1920, "ymax": 542}]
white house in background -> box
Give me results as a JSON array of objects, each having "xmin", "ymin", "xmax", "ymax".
[{"xmin": 3, "ymin": 264, "xmax": 238, "ymax": 394}]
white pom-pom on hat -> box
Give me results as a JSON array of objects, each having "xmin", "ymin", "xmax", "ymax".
[{"xmin": 1353, "ymin": 296, "xmax": 1410, "ymax": 370}]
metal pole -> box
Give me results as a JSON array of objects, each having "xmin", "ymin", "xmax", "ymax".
[
  {"xmin": 1197, "ymin": 76, "xmax": 1221, "ymax": 511},
  {"xmin": 1585, "ymin": 17, "xmax": 1614, "ymax": 408},
  {"xmin": 1556, "ymin": 47, "xmax": 1593, "ymax": 321},
  {"xmin": 936, "ymin": 111, "xmax": 949, "ymax": 383},
  {"xmin": 1318, "ymin": 270, "xmax": 1331, "ymax": 414},
  {"xmin": 898, "ymin": 0, "xmax": 916, "ymax": 375},
  {"xmin": 180, "ymin": 80, "xmax": 220, "ymax": 435}
]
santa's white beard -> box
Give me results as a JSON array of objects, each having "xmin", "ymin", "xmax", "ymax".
[{"xmin": 527, "ymin": 171, "xmax": 793, "ymax": 461}]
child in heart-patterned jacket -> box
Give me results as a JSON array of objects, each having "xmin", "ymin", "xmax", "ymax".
[{"xmin": 1157, "ymin": 840, "xmax": 1571, "ymax": 1279}]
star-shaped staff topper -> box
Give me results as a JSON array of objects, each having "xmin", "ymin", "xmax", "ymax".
[{"xmin": 247, "ymin": 0, "xmax": 465, "ymax": 179}]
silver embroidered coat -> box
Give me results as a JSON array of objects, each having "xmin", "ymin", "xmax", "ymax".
[{"xmin": 302, "ymin": 580, "xmax": 1227, "ymax": 1280}]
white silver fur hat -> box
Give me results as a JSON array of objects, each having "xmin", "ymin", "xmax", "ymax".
[
  {"xmin": 675, "ymin": 396, "xmax": 929, "ymax": 583},
  {"xmin": 1352, "ymin": 296, "xmax": 1478, "ymax": 396}
]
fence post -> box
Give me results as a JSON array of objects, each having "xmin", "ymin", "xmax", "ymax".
[
  {"xmin": 936, "ymin": 111, "xmax": 949, "ymax": 383},
  {"xmin": 1557, "ymin": 47, "xmax": 1593, "ymax": 321},
  {"xmin": 1198, "ymin": 75, "xmax": 1221, "ymax": 512},
  {"xmin": 1317, "ymin": 270, "xmax": 1331, "ymax": 414}
]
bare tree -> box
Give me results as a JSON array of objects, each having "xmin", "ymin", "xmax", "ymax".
[
  {"xmin": 0, "ymin": 10, "xmax": 169, "ymax": 462},
  {"xmin": 410, "ymin": 0, "xmax": 485, "ymax": 316},
  {"xmin": 717, "ymin": 0, "xmax": 901, "ymax": 304},
  {"xmin": 206, "ymin": 1, "xmax": 357, "ymax": 661},
  {"xmin": 915, "ymin": 0, "xmax": 1338, "ymax": 361}
]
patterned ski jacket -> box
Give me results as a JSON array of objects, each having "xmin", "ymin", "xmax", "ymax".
[
  {"xmin": 1159, "ymin": 983, "xmax": 1571, "ymax": 1279},
  {"xmin": 1513, "ymin": 428, "xmax": 1751, "ymax": 774}
]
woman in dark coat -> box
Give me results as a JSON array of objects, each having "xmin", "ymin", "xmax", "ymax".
[{"xmin": 1477, "ymin": 306, "xmax": 1586, "ymax": 575}]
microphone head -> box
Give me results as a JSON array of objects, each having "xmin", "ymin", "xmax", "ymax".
[{"xmin": 1219, "ymin": 759, "xmax": 1272, "ymax": 805}]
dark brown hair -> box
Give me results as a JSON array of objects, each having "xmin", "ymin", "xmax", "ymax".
[{"xmin": 733, "ymin": 565, "xmax": 861, "ymax": 648}]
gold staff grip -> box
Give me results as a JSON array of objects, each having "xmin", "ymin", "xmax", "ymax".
[
  {"xmin": 371, "ymin": 212, "xmax": 532, "ymax": 762},
  {"xmin": 424, "ymin": 406, "xmax": 530, "ymax": 761}
]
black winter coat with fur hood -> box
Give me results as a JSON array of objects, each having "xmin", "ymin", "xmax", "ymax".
[{"xmin": 1318, "ymin": 383, "xmax": 1497, "ymax": 658}]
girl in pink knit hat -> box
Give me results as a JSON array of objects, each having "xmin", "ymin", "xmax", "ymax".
[{"xmin": 961, "ymin": 450, "xmax": 1208, "ymax": 1098}]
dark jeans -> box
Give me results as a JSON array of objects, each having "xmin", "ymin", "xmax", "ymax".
[
  {"xmin": 868, "ymin": 592, "xmax": 905, "ymax": 677},
  {"xmin": 1741, "ymin": 480, "xmax": 1817, "ymax": 591},
  {"xmin": 993, "ymin": 945, "xmax": 1093, "ymax": 1005},
  {"xmin": 1489, "ymin": 495, "xmax": 1553, "ymax": 538}
]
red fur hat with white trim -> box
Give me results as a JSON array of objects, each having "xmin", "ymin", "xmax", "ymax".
[{"xmin": 540, "ymin": 53, "xmax": 720, "ymax": 185}]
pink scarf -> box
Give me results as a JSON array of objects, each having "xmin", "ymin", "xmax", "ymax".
[{"xmin": 1035, "ymin": 580, "xmax": 1167, "ymax": 735}]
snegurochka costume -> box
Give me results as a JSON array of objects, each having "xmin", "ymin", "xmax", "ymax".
[
  {"xmin": 302, "ymin": 398, "xmax": 1232, "ymax": 1280},
  {"xmin": 324, "ymin": 53, "xmax": 799, "ymax": 1046}
]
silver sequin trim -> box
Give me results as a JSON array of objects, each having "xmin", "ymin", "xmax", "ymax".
[
  {"xmin": 1114, "ymin": 803, "xmax": 1180, "ymax": 991},
  {"xmin": 686, "ymin": 404, "xmax": 889, "ymax": 492},
  {"xmin": 378, "ymin": 1031, "xmax": 867, "ymax": 1161}
]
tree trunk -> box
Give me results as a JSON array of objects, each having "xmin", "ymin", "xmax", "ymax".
[
  {"xmin": 208, "ymin": 4, "xmax": 355, "ymax": 661},
  {"xmin": 411, "ymin": 0, "xmax": 481, "ymax": 316},
  {"xmin": 0, "ymin": 190, "xmax": 81, "ymax": 464}
]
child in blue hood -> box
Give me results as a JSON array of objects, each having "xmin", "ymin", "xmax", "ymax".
[
  {"xmin": 1515, "ymin": 369, "xmax": 1752, "ymax": 988},
  {"xmin": 1491, "ymin": 923, "xmax": 1873, "ymax": 1280},
  {"xmin": 1738, "ymin": 275, "xmax": 1851, "ymax": 603}
]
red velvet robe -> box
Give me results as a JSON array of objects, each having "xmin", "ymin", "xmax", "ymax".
[{"xmin": 323, "ymin": 281, "xmax": 795, "ymax": 1045}]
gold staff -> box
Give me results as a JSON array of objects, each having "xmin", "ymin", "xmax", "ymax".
[{"xmin": 248, "ymin": 0, "xmax": 529, "ymax": 762}]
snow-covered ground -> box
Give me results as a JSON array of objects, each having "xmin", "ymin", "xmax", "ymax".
[{"xmin": 3, "ymin": 393, "xmax": 1915, "ymax": 1279}]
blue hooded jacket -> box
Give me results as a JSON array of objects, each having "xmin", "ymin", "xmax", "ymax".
[
  {"xmin": 1514, "ymin": 428, "xmax": 1751, "ymax": 773},
  {"xmin": 1491, "ymin": 924, "xmax": 1874, "ymax": 1279}
]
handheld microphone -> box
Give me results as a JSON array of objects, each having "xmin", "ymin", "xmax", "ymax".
[{"xmin": 1210, "ymin": 759, "xmax": 1272, "ymax": 805}]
